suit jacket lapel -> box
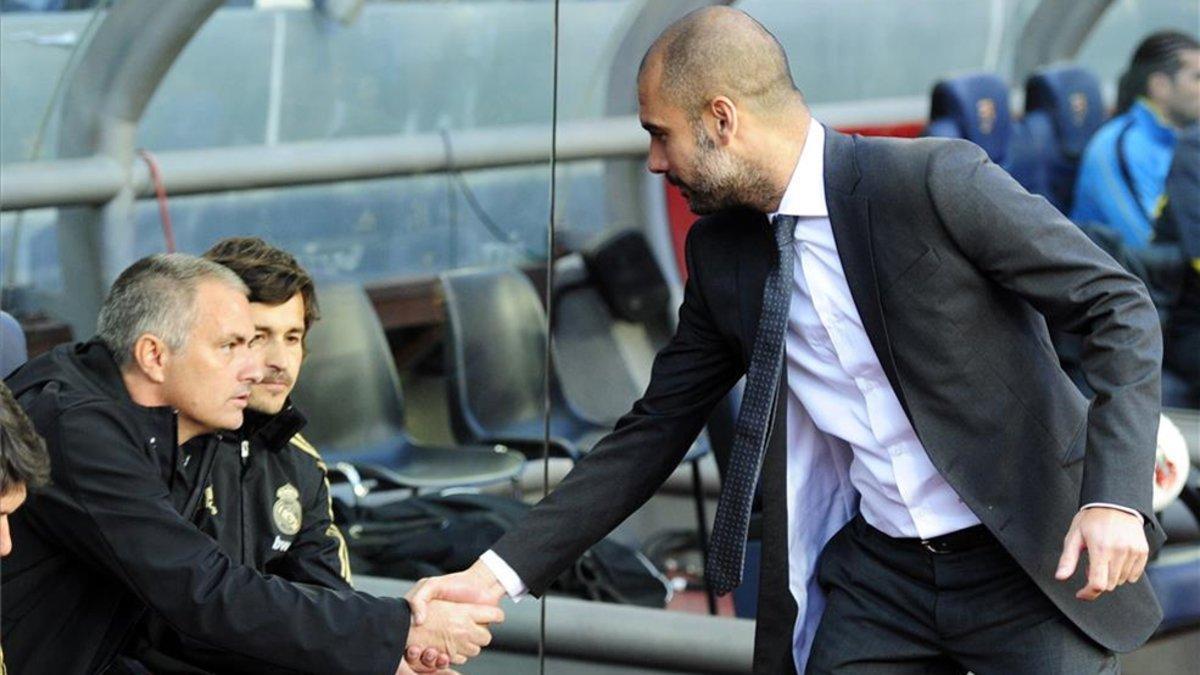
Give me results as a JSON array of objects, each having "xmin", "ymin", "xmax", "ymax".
[{"xmin": 823, "ymin": 129, "xmax": 912, "ymax": 421}]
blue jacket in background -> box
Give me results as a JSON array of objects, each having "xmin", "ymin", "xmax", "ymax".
[{"xmin": 1072, "ymin": 99, "xmax": 1178, "ymax": 249}]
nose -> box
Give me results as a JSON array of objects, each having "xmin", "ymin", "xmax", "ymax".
[
  {"xmin": 240, "ymin": 348, "xmax": 265, "ymax": 384},
  {"xmin": 647, "ymin": 140, "xmax": 668, "ymax": 175},
  {"xmin": 261, "ymin": 339, "xmax": 285, "ymax": 372}
]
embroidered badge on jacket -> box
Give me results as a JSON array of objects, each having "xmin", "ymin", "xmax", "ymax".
[{"xmin": 272, "ymin": 483, "xmax": 303, "ymax": 536}]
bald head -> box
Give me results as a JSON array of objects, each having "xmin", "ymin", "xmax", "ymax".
[{"xmin": 640, "ymin": 7, "xmax": 802, "ymax": 120}]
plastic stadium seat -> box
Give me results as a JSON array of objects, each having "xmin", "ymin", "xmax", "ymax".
[
  {"xmin": 289, "ymin": 284, "xmax": 524, "ymax": 491},
  {"xmin": 1148, "ymin": 545, "xmax": 1200, "ymax": 634},
  {"xmin": 925, "ymin": 72, "xmax": 1045, "ymax": 196},
  {"xmin": 440, "ymin": 267, "xmax": 609, "ymax": 460},
  {"xmin": 1024, "ymin": 65, "xmax": 1106, "ymax": 213}
]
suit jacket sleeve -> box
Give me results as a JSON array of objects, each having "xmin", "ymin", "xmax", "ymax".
[
  {"xmin": 41, "ymin": 402, "xmax": 406, "ymax": 675},
  {"xmin": 267, "ymin": 444, "xmax": 354, "ymax": 591},
  {"xmin": 490, "ymin": 223, "xmax": 746, "ymax": 595},
  {"xmin": 926, "ymin": 139, "xmax": 1162, "ymax": 521}
]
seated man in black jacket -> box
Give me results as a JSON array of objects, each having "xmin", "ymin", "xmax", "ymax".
[{"xmin": 1, "ymin": 253, "xmax": 498, "ymax": 675}]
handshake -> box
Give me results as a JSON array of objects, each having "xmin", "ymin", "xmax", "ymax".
[{"xmin": 396, "ymin": 560, "xmax": 508, "ymax": 675}]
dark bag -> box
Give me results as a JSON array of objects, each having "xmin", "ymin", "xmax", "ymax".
[{"xmin": 331, "ymin": 468, "xmax": 671, "ymax": 608}]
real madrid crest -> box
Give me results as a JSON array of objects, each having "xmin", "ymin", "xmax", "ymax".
[{"xmin": 272, "ymin": 483, "xmax": 303, "ymax": 536}]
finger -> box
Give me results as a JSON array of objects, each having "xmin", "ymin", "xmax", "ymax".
[
  {"xmin": 409, "ymin": 580, "xmax": 432, "ymax": 625},
  {"xmin": 420, "ymin": 648, "xmax": 440, "ymax": 668},
  {"xmin": 1116, "ymin": 548, "xmax": 1138, "ymax": 588},
  {"xmin": 1056, "ymin": 528, "xmax": 1083, "ymax": 580},
  {"xmin": 469, "ymin": 604, "xmax": 506, "ymax": 624},
  {"xmin": 1077, "ymin": 554, "xmax": 1108, "ymax": 600},
  {"xmin": 451, "ymin": 654, "xmax": 467, "ymax": 666},
  {"xmin": 436, "ymin": 654, "xmax": 451, "ymax": 670},
  {"xmin": 1124, "ymin": 542, "xmax": 1149, "ymax": 584},
  {"xmin": 1129, "ymin": 547, "xmax": 1149, "ymax": 583},
  {"xmin": 1106, "ymin": 548, "xmax": 1126, "ymax": 591},
  {"xmin": 468, "ymin": 622, "xmax": 492, "ymax": 646}
]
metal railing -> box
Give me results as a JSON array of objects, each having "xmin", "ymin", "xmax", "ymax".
[
  {"xmin": 353, "ymin": 576, "xmax": 756, "ymax": 674},
  {"xmin": 0, "ymin": 96, "xmax": 929, "ymax": 213}
]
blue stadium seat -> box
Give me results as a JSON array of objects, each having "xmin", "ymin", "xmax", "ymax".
[
  {"xmin": 925, "ymin": 73, "xmax": 1045, "ymax": 196},
  {"xmin": 1024, "ymin": 65, "xmax": 1106, "ymax": 214},
  {"xmin": 1148, "ymin": 544, "xmax": 1200, "ymax": 635},
  {"xmin": 1, "ymin": 310, "xmax": 28, "ymax": 379}
]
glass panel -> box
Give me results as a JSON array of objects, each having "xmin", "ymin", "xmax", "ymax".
[
  {"xmin": 547, "ymin": 1, "xmax": 736, "ymax": 667},
  {"xmin": 738, "ymin": 0, "xmax": 1039, "ymax": 105},
  {"xmin": 2, "ymin": 0, "xmax": 559, "ymax": 670},
  {"xmin": 123, "ymin": 168, "xmax": 550, "ymax": 283},
  {"xmin": 0, "ymin": 2, "xmax": 110, "ymax": 164},
  {"xmin": 138, "ymin": 2, "xmax": 565, "ymax": 149},
  {"xmin": 1, "ymin": 1, "xmax": 112, "ymax": 316}
]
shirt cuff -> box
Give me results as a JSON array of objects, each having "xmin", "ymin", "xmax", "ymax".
[
  {"xmin": 1081, "ymin": 502, "xmax": 1144, "ymax": 523},
  {"xmin": 479, "ymin": 549, "xmax": 528, "ymax": 602}
]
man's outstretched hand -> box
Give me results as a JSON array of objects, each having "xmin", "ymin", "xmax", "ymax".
[
  {"xmin": 1055, "ymin": 506, "xmax": 1149, "ymax": 601},
  {"xmin": 401, "ymin": 561, "xmax": 508, "ymax": 671},
  {"xmin": 408, "ymin": 560, "xmax": 507, "ymax": 625}
]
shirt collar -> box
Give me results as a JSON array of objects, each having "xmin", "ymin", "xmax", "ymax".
[
  {"xmin": 1131, "ymin": 99, "xmax": 1179, "ymax": 146},
  {"xmin": 770, "ymin": 119, "xmax": 829, "ymax": 220}
]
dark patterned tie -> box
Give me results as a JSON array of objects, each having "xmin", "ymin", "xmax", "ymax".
[{"xmin": 706, "ymin": 213, "xmax": 796, "ymax": 595}]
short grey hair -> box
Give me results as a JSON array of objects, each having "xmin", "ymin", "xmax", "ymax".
[{"xmin": 97, "ymin": 253, "xmax": 249, "ymax": 367}]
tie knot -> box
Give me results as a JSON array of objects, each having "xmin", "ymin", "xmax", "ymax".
[{"xmin": 771, "ymin": 214, "xmax": 796, "ymax": 250}]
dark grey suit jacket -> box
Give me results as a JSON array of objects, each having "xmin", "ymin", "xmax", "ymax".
[{"xmin": 491, "ymin": 128, "xmax": 1164, "ymax": 673}]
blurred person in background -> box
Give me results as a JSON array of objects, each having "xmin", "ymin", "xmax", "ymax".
[{"xmin": 1073, "ymin": 31, "xmax": 1200, "ymax": 248}]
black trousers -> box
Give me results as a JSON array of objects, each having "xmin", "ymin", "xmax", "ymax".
[{"xmin": 806, "ymin": 515, "xmax": 1118, "ymax": 674}]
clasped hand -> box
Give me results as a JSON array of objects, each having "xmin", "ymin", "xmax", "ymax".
[{"xmin": 399, "ymin": 560, "xmax": 507, "ymax": 673}]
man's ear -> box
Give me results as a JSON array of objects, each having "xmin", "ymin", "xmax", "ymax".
[
  {"xmin": 710, "ymin": 96, "xmax": 738, "ymax": 145},
  {"xmin": 131, "ymin": 334, "xmax": 170, "ymax": 384},
  {"xmin": 1146, "ymin": 71, "xmax": 1172, "ymax": 103}
]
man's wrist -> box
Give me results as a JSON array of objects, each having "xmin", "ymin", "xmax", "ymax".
[
  {"xmin": 1081, "ymin": 502, "xmax": 1144, "ymax": 523},
  {"xmin": 478, "ymin": 550, "xmax": 527, "ymax": 600}
]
